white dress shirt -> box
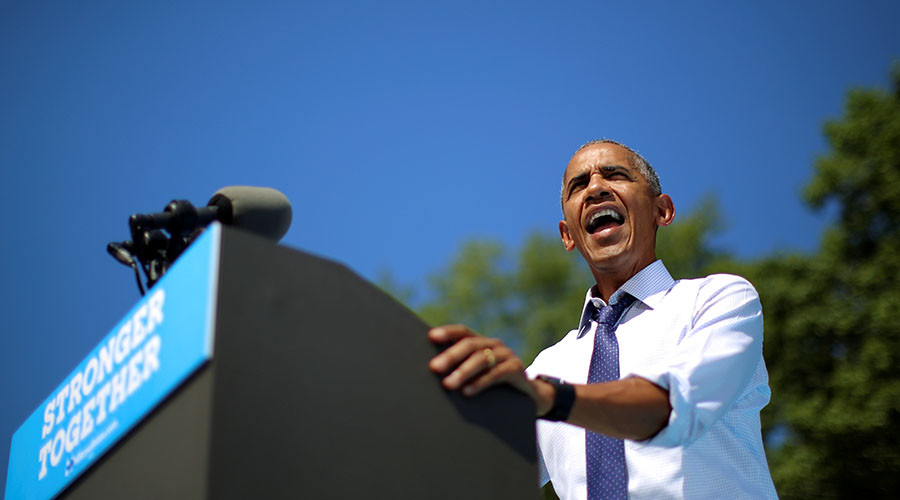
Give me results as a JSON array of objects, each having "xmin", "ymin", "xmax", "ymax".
[{"xmin": 526, "ymin": 260, "xmax": 778, "ymax": 500}]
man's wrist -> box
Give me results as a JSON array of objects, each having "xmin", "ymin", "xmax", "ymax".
[
  {"xmin": 535, "ymin": 375, "xmax": 576, "ymax": 422},
  {"xmin": 532, "ymin": 377, "xmax": 556, "ymax": 415}
]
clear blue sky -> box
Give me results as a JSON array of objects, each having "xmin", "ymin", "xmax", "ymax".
[{"xmin": 1, "ymin": 1, "xmax": 898, "ymax": 492}]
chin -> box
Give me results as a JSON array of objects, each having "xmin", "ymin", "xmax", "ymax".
[{"xmin": 585, "ymin": 248, "xmax": 629, "ymax": 269}]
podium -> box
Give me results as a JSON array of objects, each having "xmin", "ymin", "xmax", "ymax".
[{"xmin": 7, "ymin": 224, "xmax": 538, "ymax": 499}]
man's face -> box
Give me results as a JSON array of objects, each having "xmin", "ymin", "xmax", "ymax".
[{"xmin": 558, "ymin": 143, "xmax": 674, "ymax": 279}]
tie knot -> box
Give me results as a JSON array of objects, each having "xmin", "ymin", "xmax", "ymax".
[{"xmin": 594, "ymin": 294, "xmax": 636, "ymax": 327}]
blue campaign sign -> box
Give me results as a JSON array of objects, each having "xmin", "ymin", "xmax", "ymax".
[{"xmin": 5, "ymin": 223, "xmax": 222, "ymax": 500}]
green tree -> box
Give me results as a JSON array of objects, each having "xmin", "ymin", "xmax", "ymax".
[{"xmin": 750, "ymin": 64, "xmax": 900, "ymax": 499}]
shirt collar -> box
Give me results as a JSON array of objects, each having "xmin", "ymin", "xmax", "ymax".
[{"xmin": 576, "ymin": 259, "xmax": 675, "ymax": 338}]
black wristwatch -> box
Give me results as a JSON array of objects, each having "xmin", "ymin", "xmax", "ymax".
[{"xmin": 536, "ymin": 375, "xmax": 576, "ymax": 422}]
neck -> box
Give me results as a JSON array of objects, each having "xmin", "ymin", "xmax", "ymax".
[
  {"xmin": 590, "ymin": 257, "xmax": 656, "ymax": 303},
  {"xmin": 592, "ymin": 276, "xmax": 629, "ymax": 304}
]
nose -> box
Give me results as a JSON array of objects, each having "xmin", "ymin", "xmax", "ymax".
[{"xmin": 585, "ymin": 171, "xmax": 612, "ymax": 203}]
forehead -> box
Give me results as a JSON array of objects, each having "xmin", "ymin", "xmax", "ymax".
[{"xmin": 563, "ymin": 143, "xmax": 636, "ymax": 181}]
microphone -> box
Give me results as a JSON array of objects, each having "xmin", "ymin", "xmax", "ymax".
[
  {"xmin": 207, "ymin": 186, "xmax": 292, "ymax": 242},
  {"xmin": 128, "ymin": 186, "xmax": 292, "ymax": 242}
]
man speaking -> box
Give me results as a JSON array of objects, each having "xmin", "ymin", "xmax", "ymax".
[{"xmin": 428, "ymin": 140, "xmax": 778, "ymax": 499}]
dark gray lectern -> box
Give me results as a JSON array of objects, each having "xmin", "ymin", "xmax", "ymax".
[{"xmin": 60, "ymin": 227, "xmax": 538, "ymax": 499}]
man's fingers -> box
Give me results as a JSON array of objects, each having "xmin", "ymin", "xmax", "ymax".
[
  {"xmin": 425, "ymin": 324, "xmax": 533, "ymax": 401},
  {"xmin": 460, "ymin": 358, "xmax": 525, "ymax": 396},
  {"xmin": 426, "ymin": 324, "xmax": 530, "ymax": 398},
  {"xmin": 441, "ymin": 345, "xmax": 501, "ymax": 390},
  {"xmin": 429, "ymin": 335, "xmax": 497, "ymax": 374},
  {"xmin": 427, "ymin": 324, "xmax": 477, "ymax": 343}
]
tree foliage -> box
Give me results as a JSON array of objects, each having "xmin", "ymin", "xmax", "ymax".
[
  {"xmin": 381, "ymin": 63, "xmax": 900, "ymax": 499},
  {"xmin": 753, "ymin": 63, "xmax": 900, "ymax": 499}
]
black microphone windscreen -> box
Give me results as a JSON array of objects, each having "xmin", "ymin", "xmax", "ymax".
[{"xmin": 207, "ymin": 186, "xmax": 292, "ymax": 241}]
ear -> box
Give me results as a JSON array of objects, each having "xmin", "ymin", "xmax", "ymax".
[
  {"xmin": 655, "ymin": 194, "xmax": 675, "ymax": 227},
  {"xmin": 559, "ymin": 220, "xmax": 576, "ymax": 251}
]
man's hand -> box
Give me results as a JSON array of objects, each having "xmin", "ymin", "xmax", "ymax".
[{"xmin": 427, "ymin": 325, "xmax": 554, "ymax": 415}]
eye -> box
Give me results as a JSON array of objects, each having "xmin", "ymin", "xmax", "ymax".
[{"xmin": 567, "ymin": 176, "xmax": 589, "ymax": 196}]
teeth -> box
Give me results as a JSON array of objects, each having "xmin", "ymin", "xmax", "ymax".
[
  {"xmin": 590, "ymin": 209, "xmax": 623, "ymax": 224},
  {"xmin": 587, "ymin": 208, "xmax": 624, "ymax": 233}
]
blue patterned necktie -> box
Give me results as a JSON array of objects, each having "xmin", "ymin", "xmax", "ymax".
[{"xmin": 585, "ymin": 293, "xmax": 636, "ymax": 500}]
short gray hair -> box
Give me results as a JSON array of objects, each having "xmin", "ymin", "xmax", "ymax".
[{"xmin": 560, "ymin": 138, "xmax": 662, "ymax": 214}]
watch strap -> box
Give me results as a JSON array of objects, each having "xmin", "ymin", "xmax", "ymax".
[{"xmin": 536, "ymin": 375, "xmax": 576, "ymax": 422}]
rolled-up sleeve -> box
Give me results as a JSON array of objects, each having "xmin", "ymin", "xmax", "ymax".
[{"xmin": 627, "ymin": 275, "xmax": 765, "ymax": 447}]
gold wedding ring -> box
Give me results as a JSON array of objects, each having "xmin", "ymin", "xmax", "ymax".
[{"xmin": 483, "ymin": 348, "xmax": 497, "ymax": 368}]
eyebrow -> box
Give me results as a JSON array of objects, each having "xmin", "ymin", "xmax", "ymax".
[
  {"xmin": 599, "ymin": 164, "xmax": 631, "ymax": 174},
  {"xmin": 565, "ymin": 164, "xmax": 633, "ymax": 195}
]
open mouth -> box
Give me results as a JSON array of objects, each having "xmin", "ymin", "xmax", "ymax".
[{"xmin": 586, "ymin": 208, "xmax": 625, "ymax": 234}]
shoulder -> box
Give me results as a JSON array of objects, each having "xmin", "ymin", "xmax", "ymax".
[
  {"xmin": 652, "ymin": 273, "xmax": 763, "ymax": 334},
  {"xmin": 673, "ymin": 274, "xmax": 764, "ymax": 337},
  {"xmin": 672, "ymin": 273, "xmax": 761, "ymax": 305},
  {"xmin": 698, "ymin": 274, "xmax": 761, "ymax": 305}
]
